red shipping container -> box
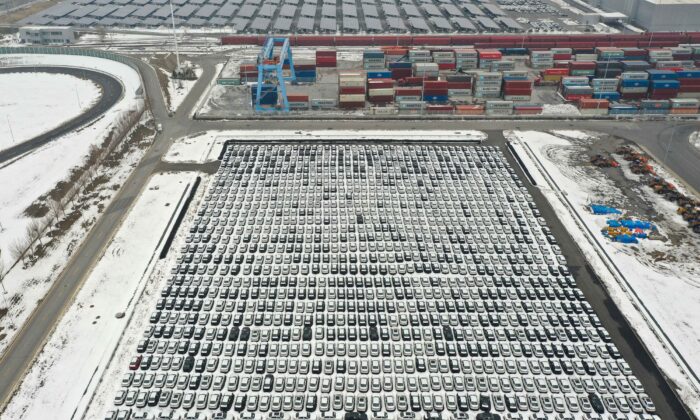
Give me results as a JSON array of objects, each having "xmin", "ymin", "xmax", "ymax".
[
  {"xmin": 545, "ymin": 68, "xmax": 570, "ymax": 75},
  {"xmin": 339, "ymin": 102, "xmax": 365, "ymax": 109},
  {"xmin": 621, "ymin": 92, "xmax": 647, "ymax": 99},
  {"xmin": 423, "ymin": 89, "xmax": 449, "ymax": 95},
  {"xmin": 395, "ymin": 88, "xmax": 422, "ymax": 96},
  {"xmin": 287, "ymin": 95, "xmax": 309, "ymax": 102},
  {"xmin": 424, "ymin": 81, "xmax": 449, "ymax": 89},
  {"xmin": 504, "ymin": 88, "xmax": 532, "ymax": 95},
  {"xmin": 368, "ymin": 96, "xmax": 394, "ymax": 104},
  {"xmin": 447, "ymin": 82, "xmax": 471, "ymax": 89},
  {"xmin": 565, "ymin": 93, "xmax": 593, "ymax": 101},
  {"xmin": 680, "ymin": 86, "xmax": 700, "ymax": 92},
  {"xmin": 367, "ymin": 79, "xmax": 394, "ymax": 89},
  {"xmin": 426, "ymin": 105, "xmax": 454, "ymax": 114},
  {"xmin": 504, "ymin": 80, "xmax": 532, "ymax": 88},
  {"xmin": 339, "ymin": 87, "xmax": 366, "ymax": 94},
  {"xmin": 316, "ymin": 50, "xmax": 336, "ymax": 57},
  {"xmin": 316, "ymin": 58, "xmax": 337, "ymax": 68},
  {"xmin": 438, "ymin": 63, "xmax": 456, "ymax": 70},
  {"xmin": 570, "ymin": 61, "xmax": 596, "ymax": 69},
  {"xmin": 391, "ymin": 68, "xmax": 412, "ymax": 79},
  {"xmin": 579, "ymin": 98, "xmax": 609, "ymax": 109},
  {"xmin": 553, "ymin": 53, "xmax": 572, "ymax": 60}
]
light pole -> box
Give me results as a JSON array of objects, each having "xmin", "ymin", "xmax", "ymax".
[
  {"xmin": 6, "ymin": 115, "xmax": 14, "ymax": 144},
  {"xmin": 663, "ymin": 124, "xmax": 676, "ymax": 165},
  {"xmin": 169, "ymin": 0, "xmax": 181, "ymax": 70}
]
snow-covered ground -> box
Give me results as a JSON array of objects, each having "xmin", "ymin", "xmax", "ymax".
[
  {"xmin": 0, "ymin": 72, "xmax": 100, "ymax": 151},
  {"xmin": 2, "ymin": 172, "xmax": 200, "ymax": 420},
  {"xmin": 83, "ymin": 172, "xmax": 210, "ymax": 419},
  {"xmin": 164, "ymin": 129, "xmax": 487, "ymax": 164},
  {"xmin": 541, "ymin": 103, "xmax": 580, "ymax": 116},
  {"xmin": 691, "ymin": 131, "xmax": 700, "ymax": 150},
  {"xmin": 0, "ymin": 53, "xmax": 144, "ymax": 355},
  {"xmin": 161, "ymin": 66, "xmax": 203, "ymax": 113},
  {"xmin": 0, "ymin": 53, "xmax": 141, "ymax": 268},
  {"xmin": 507, "ymin": 130, "xmax": 700, "ymax": 416}
]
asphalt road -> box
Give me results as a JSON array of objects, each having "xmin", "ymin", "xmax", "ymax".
[
  {"xmin": 0, "ymin": 66, "xmax": 123, "ymax": 164},
  {"xmin": 0, "ymin": 51, "xmax": 698, "ymax": 419}
]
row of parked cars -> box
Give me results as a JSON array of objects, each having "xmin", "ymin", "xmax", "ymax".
[{"xmin": 108, "ymin": 145, "xmax": 657, "ymax": 420}]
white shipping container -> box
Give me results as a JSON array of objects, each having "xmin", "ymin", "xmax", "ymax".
[
  {"xmin": 670, "ymin": 98, "xmax": 699, "ymax": 108},
  {"xmin": 338, "ymin": 94, "xmax": 365, "ymax": 102},
  {"xmin": 339, "ymin": 78, "xmax": 365, "ymax": 87},
  {"xmin": 373, "ymin": 106, "xmax": 397, "ymax": 114},
  {"xmin": 311, "ymin": 98, "xmax": 338, "ymax": 108},
  {"xmin": 398, "ymin": 100, "xmax": 425, "ymax": 110},
  {"xmin": 621, "ymin": 72, "xmax": 649, "ymax": 80},
  {"xmin": 575, "ymin": 54, "xmax": 597, "ymax": 61},
  {"xmin": 504, "ymin": 95, "xmax": 532, "ymax": 101},
  {"xmin": 486, "ymin": 100, "xmax": 514, "ymax": 109},
  {"xmin": 368, "ymin": 88, "xmax": 395, "ymax": 96},
  {"xmin": 396, "ymin": 95, "xmax": 422, "ymax": 101}
]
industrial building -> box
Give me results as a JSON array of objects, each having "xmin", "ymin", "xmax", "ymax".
[
  {"xmin": 18, "ymin": 26, "xmax": 76, "ymax": 44},
  {"xmin": 594, "ymin": 0, "xmax": 700, "ymax": 31}
]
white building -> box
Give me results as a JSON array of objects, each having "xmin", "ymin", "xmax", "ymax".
[
  {"xmin": 19, "ymin": 26, "xmax": 75, "ymax": 44},
  {"xmin": 595, "ymin": 0, "xmax": 700, "ymax": 31}
]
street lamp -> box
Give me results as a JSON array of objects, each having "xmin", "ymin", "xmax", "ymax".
[{"xmin": 168, "ymin": 0, "xmax": 181, "ymax": 70}]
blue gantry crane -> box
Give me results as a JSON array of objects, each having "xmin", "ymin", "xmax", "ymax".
[{"xmin": 254, "ymin": 37, "xmax": 296, "ymax": 112}]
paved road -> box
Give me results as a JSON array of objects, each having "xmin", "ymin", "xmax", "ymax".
[
  {"xmin": 0, "ymin": 51, "xmax": 698, "ymax": 419},
  {"xmin": 0, "ymin": 66, "xmax": 123, "ymax": 164}
]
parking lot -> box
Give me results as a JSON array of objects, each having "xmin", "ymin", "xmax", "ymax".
[{"xmin": 107, "ymin": 142, "xmax": 660, "ymax": 420}]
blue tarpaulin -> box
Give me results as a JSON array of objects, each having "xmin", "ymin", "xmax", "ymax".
[
  {"xmin": 614, "ymin": 234, "xmax": 638, "ymax": 244},
  {"xmin": 590, "ymin": 204, "xmax": 622, "ymax": 215},
  {"xmin": 606, "ymin": 220, "xmax": 621, "ymax": 227},
  {"xmin": 619, "ymin": 219, "xmax": 654, "ymax": 230}
]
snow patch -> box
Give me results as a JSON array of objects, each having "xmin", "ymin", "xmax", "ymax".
[{"xmin": 0, "ymin": 72, "xmax": 100, "ymax": 151}]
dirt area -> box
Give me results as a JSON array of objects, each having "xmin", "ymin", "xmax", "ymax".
[
  {"xmin": 143, "ymin": 54, "xmax": 180, "ymax": 110},
  {"xmin": 549, "ymin": 130, "xmax": 700, "ymax": 268},
  {"xmin": 0, "ymin": 0, "xmax": 58, "ymax": 25}
]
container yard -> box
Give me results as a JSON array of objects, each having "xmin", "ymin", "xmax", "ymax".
[{"xmin": 198, "ymin": 38, "xmax": 700, "ymax": 118}]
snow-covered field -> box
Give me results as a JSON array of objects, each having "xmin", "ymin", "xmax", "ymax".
[
  {"xmin": 0, "ymin": 72, "xmax": 100, "ymax": 151},
  {"xmin": 0, "ymin": 53, "xmax": 141, "ymax": 269},
  {"xmin": 164, "ymin": 129, "xmax": 487, "ymax": 164},
  {"xmin": 83, "ymin": 173, "xmax": 210, "ymax": 419},
  {"xmin": 2, "ymin": 172, "xmax": 200, "ymax": 420},
  {"xmin": 507, "ymin": 130, "xmax": 700, "ymax": 416}
]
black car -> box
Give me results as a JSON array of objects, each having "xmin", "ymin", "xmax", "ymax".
[{"xmin": 589, "ymin": 393, "xmax": 605, "ymax": 414}]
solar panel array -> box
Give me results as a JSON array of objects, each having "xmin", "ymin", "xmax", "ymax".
[{"xmin": 22, "ymin": 0, "xmax": 527, "ymax": 32}]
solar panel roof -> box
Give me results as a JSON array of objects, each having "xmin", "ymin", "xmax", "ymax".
[
  {"xmin": 463, "ymin": 4, "xmax": 483, "ymax": 16},
  {"xmin": 476, "ymin": 16, "xmax": 499, "ymax": 30},
  {"xmin": 482, "ymin": 3, "xmax": 506, "ymax": 16},
  {"xmin": 300, "ymin": 4, "xmax": 316, "ymax": 16},
  {"xmin": 237, "ymin": 4, "xmax": 256, "ymax": 17},
  {"xmin": 251, "ymin": 17, "xmax": 271, "ymax": 30},
  {"xmin": 131, "ymin": 0, "xmax": 149, "ymax": 5},
  {"xmin": 52, "ymin": 17, "xmax": 73, "ymax": 24},
  {"xmin": 297, "ymin": 16, "xmax": 314, "ymax": 30},
  {"xmin": 274, "ymin": 16, "xmax": 293, "ymax": 30},
  {"xmin": 341, "ymin": 3, "xmax": 356, "ymax": 16},
  {"xmin": 279, "ymin": 4, "xmax": 296, "ymax": 17},
  {"xmin": 452, "ymin": 16, "xmax": 475, "ymax": 30},
  {"xmin": 209, "ymin": 0, "xmax": 226, "ymax": 4},
  {"xmin": 408, "ymin": 16, "xmax": 429, "ymax": 31},
  {"xmin": 342, "ymin": 16, "xmax": 358, "ymax": 30},
  {"xmin": 320, "ymin": 16, "xmax": 336, "ymax": 31},
  {"xmin": 43, "ymin": 4, "xmax": 79, "ymax": 17},
  {"xmin": 187, "ymin": 17, "xmax": 206, "ymax": 25},
  {"xmin": 258, "ymin": 4, "xmax": 275, "ymax": 17},
  {"xmin": 364, "ymin": 16, "xmax": 382, "ymax": 31},
  {"xmin": 94, "ymin": 0, "xmax": 111, "ymax": 6},
  {"xmin": 174, "ymin": 5, "xmax": 197, "ymax": 17},
  {"xmin": 495, "ymin": 16, "xmax": 523, "ymax": 30},
  {"xmin": 442, "ymin": 4, "xmax": 461, "ymax": 16},
  {"xmin": 402, "ymin": 4, "xmax": 421, "ymax": 17},
  {"xmin": 90, "ymin": 5, "xmax": 118, "ymax": 17},
  {"xmin": 132, "ymin": 4, "xmax": 158, "ymax": 17},
  {"xmin": 216, "ymin": 4, "xmax": 236, "ymax": 16},
  {"xmin": 70, "ymin": 6, "xmax": 97, "ymax": 18},
  {"xmin": 195, "ymin": 4, "xmax": 217, "ymax": 17},
  {"xmin": 111, "ymin": 5, "xmax": 138, "ymax": 17},
  {"xmin": 321, "ymin": 4, "xmax": 335, "ymax": 16},
  {"xmin": 386, "ymin": 16, "xmax": 406, "ymax": 30},
  {"xmin": 382, "ymin": 3, "xmax": 399, "ymax": 16},
  {"xmin": 153, "ymin": 5, "xmax": 173, "ymax": 18},
  {"xmin": 361, "ymin": 4, "xmax": 378, "ymax": 17},
  {"xmin": 232, "ymin": 16, "xmax": 248, "ymax": 29},
  {"xmin": 209, "ymin": 16, "xmax": 229, "ymax": 24},
  {"xmin": 113, "ymin": 0, "xmax": 131, "ymax": 6},
  {"xmin": 430, "ymin": 16, "xmax": 451, "ymax": 30},
  {"xmin": 423, "ymin": 4, "xmax": 442, "ymax": 16},
  {"xmin": 190, "ymin": 0, "xmax": 207, "ymax": 5}
]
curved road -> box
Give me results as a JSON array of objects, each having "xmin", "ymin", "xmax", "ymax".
[
  {"xmin": 0, "ymin": 50, "xmax": 697, "ymax": 420},
  {"xmin": 0, "ymin": 67, "xmax": 123, "ymax": 164}
]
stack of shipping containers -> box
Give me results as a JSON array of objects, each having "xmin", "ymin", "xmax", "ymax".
[
  {"xmin": 502, "ymin": 71, "xmax": 532, "ymax": 101},
  {"xmin": 473, "ymin": 72, "xmax": 502, "ymax": 99},
  {"xmin": 366, "ymin": 71, "xmax": 394, "ymax": 105},
  {"xmin": 477, "ymin": 49, "xmax": 502, "ymax": 69},
  {"xmin": 338, "ymin": 72, "xmax": 366, "ymax": 109},
  {"xmin": 455, "ymin": 49, "xmax": 478, "ymax": 70}
]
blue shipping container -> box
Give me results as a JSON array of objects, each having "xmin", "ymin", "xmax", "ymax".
[
  {"xmin": 367, "ymin": 71, "xmax": 392, "ymax": 79},
  {"xmin": 593, "ymin": 92, "xmax": 621, "ymax": 100},
  {"xmin": 647, "ymin": 69, "xmax": 678, "ymax": 80},
  {"xmin": 651, "ymin": 80, "xmax": 680, "ymax": 89},
  {"xmin": 295, "ymin": 70, "xmax": 317, "ymax": 78},
  {"xmin": 388, "ymin": 62, "xmax": 412, "ymax": 69},
  {"xmin": 676, "ymin": 70, "xmax": 700, "ymax": 79},
  {"xmin": 621, "ymin": 79, "xmax": 649, "ymax": 88},
  {"xmin": 501, "ymin": 48, "xmax": 528, "ymax": 55},
  {"xmin": 423, "ymin": 95, "xmax": 449, "ymax": 103},
  {"xmin": 363, "ymin": 50, "xmax": 384, "ymax": 58},
  {"xmin": 640, "ymin": 108, "xmax": 669, "ymax": 114}
]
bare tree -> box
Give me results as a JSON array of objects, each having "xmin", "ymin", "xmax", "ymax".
[
  {"xmin": 10, "ymin": 237, "xmax": 28, "ymax": 264},
  {"xmin": 27, "ymin": 219, "xmax": 44, "ymax": 247},
  {"xmin": 47, "ymin": 199, "xmax": 64, "ymax": 223},
  {"xmin": 0, "ymin": 252, "xmax": 6, "ymax": 295}
]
